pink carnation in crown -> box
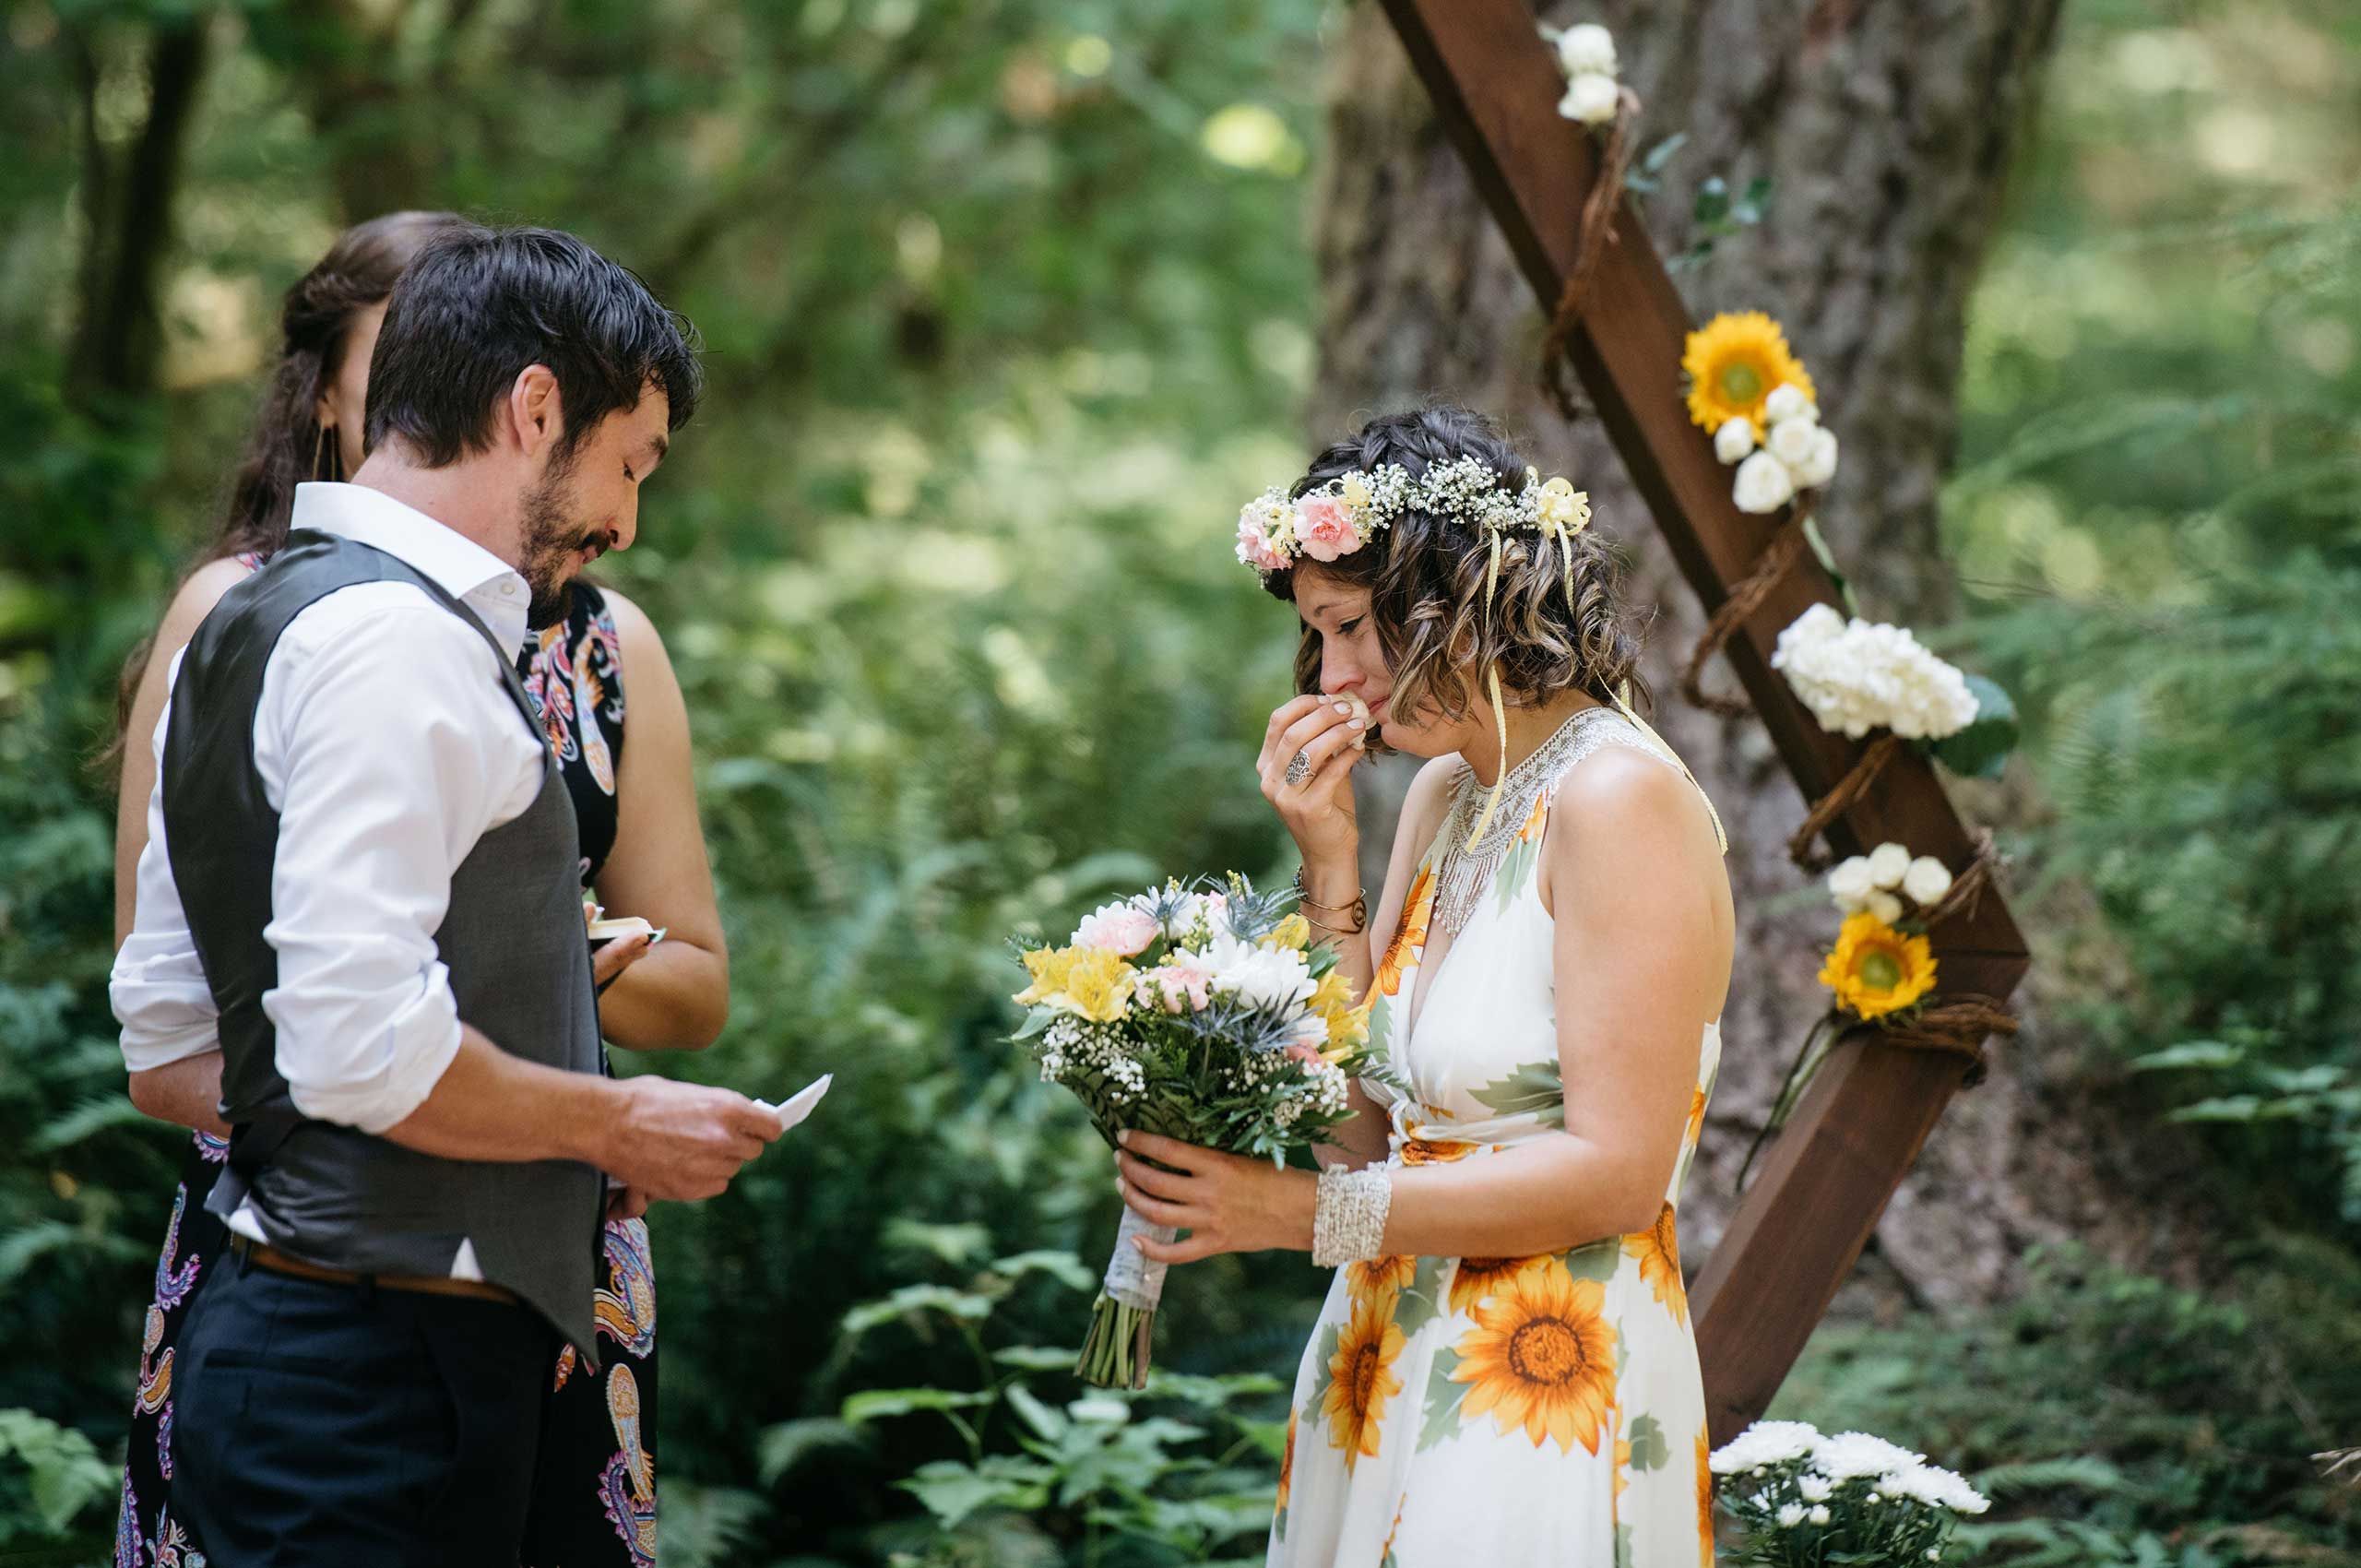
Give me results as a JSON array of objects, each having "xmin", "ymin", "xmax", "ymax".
[
  {"xmin": 1234, "ymin": 513, "xmax": 1288, "ymax": 573},
  {"xmin": 1295, "ymin": 496, "xmax": 1361, "ymax": 563}
]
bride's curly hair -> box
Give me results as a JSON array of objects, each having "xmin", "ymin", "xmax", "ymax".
[{"xmin": 1264, "ymin": 405, "xmax": 1651, "ymax": 731}]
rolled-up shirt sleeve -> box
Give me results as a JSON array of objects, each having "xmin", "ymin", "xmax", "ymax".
[
  {"xmin": 259, "ymin": 600, "xmax": 528, "ymax": 1133},
  {"xmin": 113, "ymin": 657, "xmax": 224, "ymax": 1072}
]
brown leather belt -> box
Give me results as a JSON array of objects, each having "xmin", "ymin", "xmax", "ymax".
[{"xmin": 231, "ymin": 1235, "xmax": 520, "ymax": 1305}]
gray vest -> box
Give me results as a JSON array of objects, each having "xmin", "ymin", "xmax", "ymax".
[{"xmin": 164, "ymin": 529, "xmax": 607, "ymax": 1365}]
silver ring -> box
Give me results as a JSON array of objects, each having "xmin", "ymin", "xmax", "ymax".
[{"xmin": 1284, "ymin": 749, "xmax": 1312, "ymax": 786}]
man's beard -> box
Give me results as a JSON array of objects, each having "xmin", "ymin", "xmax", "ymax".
[{"xmin": 516, "ymin": 459, "xmax": 606, "ymax": 630}]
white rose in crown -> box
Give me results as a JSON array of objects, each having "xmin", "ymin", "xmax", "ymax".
[
  {"xmin": 1554, "ymin": 21, "xmax": 1619, "ymax": 77},
  {"xmin": 1732, "ymin": 449, "xmax": 1797, "ymax": 514},
  {"xmin": 1559, "ymin": 72, "xmax": 1620, "ymax": 126},
  {"xmin": 1714, "ymin": 417, "xmax": 1757, "ymax": 464}
]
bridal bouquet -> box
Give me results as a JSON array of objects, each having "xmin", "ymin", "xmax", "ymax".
[
  {"xmin": 1710, "ymin": 1420, "xmax": 1989, "ymax": 1566},
  {"xmin": 1010, "ymin": 874, "xmax": 1378, "ymax": 1388}
]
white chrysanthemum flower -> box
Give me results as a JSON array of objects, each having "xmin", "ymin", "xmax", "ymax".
[
  {"xmin": 1710, "ymin": 1420, "xmax": 1822, "ymax": 1474},
  {"xmin": 1827, "ymin": 856, "xmax": 1875, "ymax": 909},
  {"xmin": 1865, "ymin": 890, "xmax": 1905, "ymax": 925},
  {"xmin": 1764, "ymin": 383, "xmax": 1818, "ymax": 425},
  {"xmin": 1770, "ymin": 610, "xmax": 1983, "ymax": 741},
  {"xmin": 1916, "ymin": 1464, "xmax": 1990, "ymax": 1515},
  {"xmin": 1903, "ymin": 855, "xmax": 1954, "ymax": 906},
  {"xmin": 1733, "ymin": 449, "xmax": 1797, "ymax": 514},
  {"xmin": 1714, "ymin": 417, "xmax": 1757, "ymax": 464},
  {"xmin": 1555, "ymin": 21, "xmax": 1619, "ymax": 76},
  {"xmin": 1797, "ymin": 1472, "xmax": 1834, "ymax": 1503},
  {"xmin": 1878, "ymin": 1466, "xmax": 1952, "ymax": 1507},
  {"xmin": 1814, "ymin": 1431, "xmax": 1927, "ymax": 1481},
  {"xmin": 1769, "ymin": 416, "xmax": 1821, "ymax": 469},
  {"xmin": 1808, "ymin": 1504, "xmax": 1832, "ymax": 1526},
  {"xmin": 1558, "ymin": 71, "xmax": 1620, "ymax": 126},
  {"xmin": 1791, "ymin": 425, "xmax": 1840, "ymax": 489},
  {"xmin": 1202, "ymin": 932, "xmax": 1314, "ymax": 1012},
  {"xmin": 1776, "ymin": 1503, "xmax": 1806, "ymax": 1528},
  {"xmin": 1865, "ymin": 842, "xmax": 1912, "ymax": 889}
]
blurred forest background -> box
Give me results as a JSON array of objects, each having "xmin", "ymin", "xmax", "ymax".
[{"xmin": 1, "ymin": 0, "xmax": 2356, "ymax": 1563}]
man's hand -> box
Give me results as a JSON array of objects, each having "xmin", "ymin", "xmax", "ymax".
[{"xmin": 596, "ymin": 1076, "xmax": 779, "ymax": 1202}]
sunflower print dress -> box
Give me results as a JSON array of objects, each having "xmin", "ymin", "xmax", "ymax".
[{"xmin": 1270, "ymin": 711, "xmax": 1720, "ymax": 1568}]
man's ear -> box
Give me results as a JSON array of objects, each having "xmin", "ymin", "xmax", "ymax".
[{"xmin": 506, "ymin": 365, "xmax": 564, "ymax": 460}]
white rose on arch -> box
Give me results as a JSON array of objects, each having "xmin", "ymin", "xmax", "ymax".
[
  {"xmin": 1553, "ymin": 21, "xmax": 1619, "ymax": 77},
  {"xmin": 1732, "ymin": 449, "xmax": 1797, "ymax": 514},
  {"xmin": 1764, "ymin": 383, "xmax": 1818, "ymax": 425},
  {"xmin": 1714, "ymin": 417, "xmax": 1757, "ymax": 464},
  {"xmin": 1559, "ymin": 72, "xmax": 1620, "ymax": 126}
]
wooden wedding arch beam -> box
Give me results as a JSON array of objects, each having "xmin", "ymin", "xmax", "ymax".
[{"xmin": 1372, "ymin": 0, "xmax": 2034, "ymax": 1438}]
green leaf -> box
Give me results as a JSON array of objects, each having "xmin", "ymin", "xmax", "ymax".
[
  {"xmin": 994, "ymin": 1344, "xmax": 1082, "ymax": 1372},
  {"xmin": 1560, "ymin": 1237, "xmax": 1621, "ymax": 1285},
  {"xmin": 900, "ymin": 1455, "xmax": 1054, "ymax": 1528},
  {"xmin": 754, "ymin": 1417, "xmax": 867, "ymax": 1485},
  {"xmin": 991, "ymin": 1249, "xmax": 1096, "ymax": 1291},
  {"xmin": 838, "ymin": 1282, "xmax": 1000, "ymax": 1337},
  {"xmin": 2167, "ymin": 1095, "xmax": 2266, "ymax": 1123},
  {"xmin": 882, "ymin": 1218, "xmax": 991, "ymax": 1266},
  {"xmin": 1693, "ymin": 175, "xmax": 1731, "ymax": 225},
  {"xmin": 2128, "ymin": 1039, "xmax": 2246, "ymax": 1073},
  {"xmin": 1003, "ymin": 1382, "xmax": 1069, "ymax": 1441},
  {"xmin": 1626, "ymin": 1412, "xmax": 1669, "ymax": 1471},
  {"xmin": 1418, "ymin": 1347, "xmax": 1470, "ymax": 1452},
  {"xmin": 1470, "ymin": 1060, "xmax": 1564, "ymax": 1128},
  {"xmin": 1928, "ymin": 673, "xmax": 2020, "ymax": 779},
  {"xmin": 840, "ymin": 1386, "xmax": 995, "ymax": 1426}
]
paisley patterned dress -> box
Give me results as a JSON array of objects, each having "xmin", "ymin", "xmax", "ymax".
[
  {"xmin": 115, "ymin": 576, "xmax": 658, "ymax": 1568},
  {"xmin": 1269, "ymin": 708, "xmax": 1720, "ymax": 1568}
]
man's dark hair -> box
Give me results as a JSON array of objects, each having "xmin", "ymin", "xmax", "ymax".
[{"xmin": 363, "ymin": 222, "xmax": 702, "ymax": 466}]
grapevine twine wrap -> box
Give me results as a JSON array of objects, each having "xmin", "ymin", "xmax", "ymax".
[
  {"xmin": 1678, "ymin": 497, "xmax": 1818, "ymax": 719},
  {"xmin": 1539, "ymin": 84, "xmax": 1644, "ymax": 422},
  {"xmin": 1786, "ymin": 733, "xmax": 1905, "ymax": 872}
]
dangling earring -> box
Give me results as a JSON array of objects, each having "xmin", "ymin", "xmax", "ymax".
[{"xmin": 314, "ymin": 424, "xmax": 344, "ymax": 483}]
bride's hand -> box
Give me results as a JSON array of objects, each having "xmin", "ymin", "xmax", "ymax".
[
  {"xmin": 1258, "ymin": 694, "xmax": 1368, "ymax": 866},
  {"xmin": 1113, "ymin": 1129, "xmax": 1315, "ymax": 1265}
]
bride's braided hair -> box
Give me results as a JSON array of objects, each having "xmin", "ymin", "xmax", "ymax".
[{"xmin": 1265, "ymin": 405, "xmax": 1650, "ymax": 731}]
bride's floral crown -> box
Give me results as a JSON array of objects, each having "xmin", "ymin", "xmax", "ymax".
[
  {"xmin": 1231, "ymin": 450, "xmax": 1728, "ymax": 860},
  {"xmin": 1232, "ymin": 456, "xmax": 1591, "ymax": 576}
]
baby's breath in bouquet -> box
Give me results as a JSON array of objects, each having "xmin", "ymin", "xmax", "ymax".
[
  {"xmin": 1710, "ymin": 1420, "xmax": 1989, "ymax": 1566},
  {"xmin": 1011, "ymin": 874, "xmax": 1379, "ymax": 1389}
]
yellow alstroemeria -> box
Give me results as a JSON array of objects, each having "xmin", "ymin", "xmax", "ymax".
[
  {"xmin": 1262, "ymin": 913, "xmax": 1313, "ymax": 953},
  {"xmin": 1534, "ymin": 475, "xmax": 1590, "ymax": 538},
  {"xmin": 1014, "ymin": 944, "xmax": 1137, "ymax": 1023},
  {"xmin": 1308, "ymin": 968, "xmax": 1370, "ymax": 1058}
]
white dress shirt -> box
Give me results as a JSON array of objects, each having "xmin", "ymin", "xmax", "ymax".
[{"xmin": 111, "ymin": 483, "xmax": 549, "ymax": 1143}]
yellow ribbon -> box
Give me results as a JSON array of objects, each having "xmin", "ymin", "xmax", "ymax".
[
  {"xmin": 1460, "ymin": 487, "xmax": 1726, "ymax": 857},
  {"xmin": 1464, "ymin": 528, "xmax": 1513, "ymax": 850}
]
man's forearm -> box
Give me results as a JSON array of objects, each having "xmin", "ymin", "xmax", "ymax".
[
  {"xmin": 127, "ymin": 1051, "xmax": 233, "ymax": 1139},
  {"xmin": 378, "ymin": 1026, "xmax": 620, "ymax": 1170}
]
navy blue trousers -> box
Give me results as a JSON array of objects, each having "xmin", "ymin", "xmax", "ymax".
[{"xmin": 169, "ymin": 1245, "xmax": 561, "ymax": 1567}]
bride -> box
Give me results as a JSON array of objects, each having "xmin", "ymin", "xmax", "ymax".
[{"xmin": 1112, "ymin": 405, "xmax": 1733, "ymax": 1565}]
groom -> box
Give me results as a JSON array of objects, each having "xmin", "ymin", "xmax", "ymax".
[{"xmin": 111, "ymin": 223, "xmax": 778, "ymax": 1563}]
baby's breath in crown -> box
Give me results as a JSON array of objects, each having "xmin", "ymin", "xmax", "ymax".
[{"xmin": 1233, "ymin": 456, "xmax": 1590, "ymax": 576}]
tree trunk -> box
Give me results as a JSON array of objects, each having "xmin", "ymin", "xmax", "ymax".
[{"xmin": 1313, "ymin": 0, "xmax": 2177, "ymax": 1310}]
